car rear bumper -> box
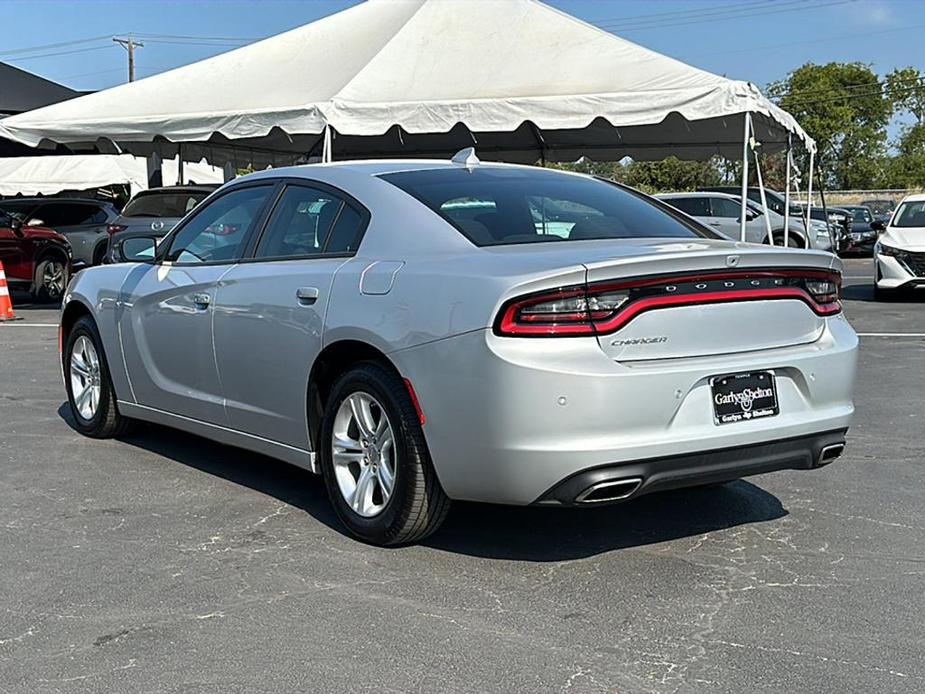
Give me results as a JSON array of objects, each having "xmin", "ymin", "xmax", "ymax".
[
  {"xmin": 391, "ymin": 314, "xmax": 858, "ymax": 505},
  {"xmin": 535, "ymin": 429, "xmax": 846, "ymax": 506}
]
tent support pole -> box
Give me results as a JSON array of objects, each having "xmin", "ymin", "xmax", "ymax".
[
  {"xmin": 805, "ymin": 149, "xmax": 815, "ymax": 232},
  {"xmin": 753, "ymin": 144, "xmax": 773, "ymax": 243},
  {"xmin": 146, "ymin": 152, "xmax": 162, "ymax": 188},
  {"xmin": 783, "ymin": 135, "xmax": 792, "ymax": 247},
  {"xmin": 322, "ymin": 124, "xmax": 333, "ymax": 163},
  {"xmin": 739, "ymin": 112, "xmax": 750, "ymax": 242},
  {"xmin": 177, "ymin": 144, "xmax": 184, "ymax": 185}
]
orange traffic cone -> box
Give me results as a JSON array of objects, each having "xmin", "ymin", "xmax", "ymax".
[{"xmin": 0, "ymin": 261, "xmax": 22, "ymax": 322}]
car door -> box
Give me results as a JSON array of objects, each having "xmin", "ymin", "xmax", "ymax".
[
  {"xmin": 117, "ymin": 183, "xmax": 276, "ymax": 424},
  {"xmin": 213, "ymin": 181, "xmax": 369, "ymax": 449},
  {"xmin": 707, "ymin": 196, "xmax": 754, "ymax": 240},
  {"xmin": 34, "ymin": 202, "xmax": 112, "ymax": 266},
  {"xmin": 0, "ymin": 210, "xmax": 30, "ymax": 282}
]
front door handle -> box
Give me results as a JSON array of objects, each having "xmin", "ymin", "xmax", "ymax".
[
  {"xmin": 193, "ymin": 293, "xmax": 211, "ymax": 308},
  {"xmin": 296, "ymin": 286, "xmax": 320, "ymax": 305}
]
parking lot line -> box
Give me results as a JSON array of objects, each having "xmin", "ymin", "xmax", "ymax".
[
  {"xmin": 856, "ymin": 332, "xmax": 925, "ymax": 337},
  {"xmin": 0, "ymin": 323, "xmax": 57, "ymax": 327}
]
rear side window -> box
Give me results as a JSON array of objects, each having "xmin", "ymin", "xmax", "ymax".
[
  {"xmin": 255, "ymin": 184, "xmax": 364, "ymax": 259},
  {"xmin": 663, "ymin": 197, "xmax": 710, "ymax": 217},
  {"xmin": 122, "ymin": 190, "xmax": 210, "ymax": 218},
  {"xmin": 33, "ymin": 202, "xmax": 104, "ymax": 226},
  {"xmin": 381, "ymin": 167, "xmax": 715, "ymax": 246}
]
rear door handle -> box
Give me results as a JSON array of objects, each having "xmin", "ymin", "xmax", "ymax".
[
  {"xmin": 193, "ymin": 293, "xmax": 211, "ymax": 308},
  {"xmin": 296, "ymin": 286, "xmax": 320, "ymax": 305}
]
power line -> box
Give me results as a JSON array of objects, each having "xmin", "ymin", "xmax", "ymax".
[
  {"xmin": 594, "ymin": 0, "xmax": 790, "ymax": 30},
  {"xmin": 595, "ymin": 0, "xmax": 856, "ymax": 33},
  {"xmin": 4, "ymin": 45, "xmax": 113, "ymax": 62},
  {"xmin": 0, "ymin": 34, "xmax": 114, "ymax": 57},
  {"xmin": 590, "ymin": 0, "xmax": 774, "ymax": 27},
  {"xmin": 773, "ymin": 76, "xmax": 925, "ymax": 105}
]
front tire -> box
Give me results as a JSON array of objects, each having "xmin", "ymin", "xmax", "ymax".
[
  {"xmin": 33, "ymin": 256, "xmax": 69, "ymax": 303},
  {"xmin": 319, "ymin": 361, "xmax": 450, "ymax": 546},
  {"xmin": 64, "ymin": 316, "xmax": 133, "ymax": 438}
]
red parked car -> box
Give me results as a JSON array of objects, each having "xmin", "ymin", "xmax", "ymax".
[{"xmin": 0, "ymin": 208, "xmax": 72, "ymax": 302}]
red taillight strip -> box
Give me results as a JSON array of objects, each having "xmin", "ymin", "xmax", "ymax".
[
  {"xmin": 403, "ymin": 378, "xmax": 426, "ymax": 426},
  {"xmin": 495, "ymin": 268, "xmax": 841, "ymax": 337},
  {"xmin": 592, "ymin": 287, "xmax": 839, "ymax": 335}
]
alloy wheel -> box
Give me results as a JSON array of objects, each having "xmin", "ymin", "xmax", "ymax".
[
  {"xmin": 43, "ymin": 261, "xmax": 66, "ymax": 298},
  {"xmin": 70, "ymin": 335, "xmax": 101, "ymax": 421},
  {"xmin": 331, "ymin": 392, "xmax": 396, "ymax": 518}
]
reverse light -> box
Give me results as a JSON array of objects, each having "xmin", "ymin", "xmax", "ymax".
[{"xmin": 495, "ymin": 269, "xmax": 842, "ymax": 337}]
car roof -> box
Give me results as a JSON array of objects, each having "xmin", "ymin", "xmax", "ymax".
[
  {"xmin": 899, "ymin": 193, "xmax": 925, "ymax": 204},
  {"xmin": 657, "ymin": 191, "xmax": 740, "ymax": 199},
  {"xmin": 136, "ymin": 185, "xmax": 219, "ymax": 194},
  {"xmin": 0, "ymin": 197, "xmax": 113, "ymax": 205},
  {"xmin": 241, "ymin": 158, "xmax": 564, "ymax": 182}
]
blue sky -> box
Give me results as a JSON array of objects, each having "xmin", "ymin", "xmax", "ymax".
[{"xmin": 3, "ymin": 0, "xmax": 922, "ymax": 95}]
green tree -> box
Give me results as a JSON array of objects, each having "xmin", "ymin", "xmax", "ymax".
[
  {"xmin": 886, "ymin": 67, "xmax": 925, "ymax": 126},
  {"xmin": 769, "ymin": 62, "xmax": 893, "ymax": 189}
]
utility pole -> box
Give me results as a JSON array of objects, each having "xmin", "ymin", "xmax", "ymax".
[{"xmin": 112, "ymin": 36, "xmax": 144, "ymax": 82}]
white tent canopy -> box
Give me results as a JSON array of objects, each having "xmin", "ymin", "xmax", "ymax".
[
  {"xmin": 0, "ymin": 154, "xmax": 223, "ymax": 196},
  {"xmin": 0, "ymin": 0, "xmax": 813, "ymax": 167}
]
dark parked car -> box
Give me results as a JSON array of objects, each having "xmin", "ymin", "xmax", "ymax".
[
  {"xmin": 860, "ymin": 198, "xmax": 896, "ymax": 224},
  {"xmin": 699, "ymin": 186, "xmax": 803, "ymax": 218},
  {"xmin": 106, "ymin": 185, "xmax": 218, "ymax": 262},
  {"xmin": 837, "ymin": 205, "xmax": 885, "ymax": 255},
  {"xmin": 0, "ymin": 198, "xmax": 119, "ymax": 268},
  {"xmin": 0, "ymin": 209, "xmax": 72, "ymax": 302}
]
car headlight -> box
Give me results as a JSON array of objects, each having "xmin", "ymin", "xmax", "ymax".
[{"xmin": 875, "ymin": 242, "xmax": 902, "ymax": 257}]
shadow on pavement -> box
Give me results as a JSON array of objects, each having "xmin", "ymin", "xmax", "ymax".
[
  {"xmin": 58, "ymin": 403, "xmax": 787, "ymax": 561},
  {"xmin": 841, "ymin": 282, "xmax": 923, "ymax": 304}
]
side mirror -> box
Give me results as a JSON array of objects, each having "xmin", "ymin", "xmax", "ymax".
[
  {"xmin": 870, "ymin": 220, "xmax": 886, "ymax": 233},
  {"xmin": 745, "ymin": 209, "xmax": 758, "ymax": 221},
  {"xmin": 119, "ymin": 236, "xmax": 158, "ymax": 263},
  {"xmin": 10, "ymin": 217, "xmax": 23, "ymax": 235}
]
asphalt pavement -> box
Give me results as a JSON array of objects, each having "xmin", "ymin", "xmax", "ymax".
[{"xmin": 1, "ymin": 258, "xmax": 923, "ymax": 693}]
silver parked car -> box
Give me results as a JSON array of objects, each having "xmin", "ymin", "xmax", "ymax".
[
  {"xmin": 0, "ymin": 197, "xmax": 119, "ymax": 267},
  {"xmin": 656, "ymin": 192, "xmax": 834, "ymax": 250},
  {"xmin": 60, "ymin": 157, "xmax": 858, "ymax": 545}
]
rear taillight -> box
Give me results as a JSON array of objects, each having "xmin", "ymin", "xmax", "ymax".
[
  {"xmin": 495, "ymin": 269, "xmax": 841, "ymax": 337},
  {"xmin": 106, "ymin": 224, "xmax": 127, "ymax": 235}
]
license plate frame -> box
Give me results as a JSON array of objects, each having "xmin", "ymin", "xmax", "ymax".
[{"xmin": 710, "ymin": 370, "xmax": 779, "ymax": 425}]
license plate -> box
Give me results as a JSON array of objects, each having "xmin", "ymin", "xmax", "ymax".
[{"xmin": 710, "ymin": 371, "xmax": 779, "ymax": 425}]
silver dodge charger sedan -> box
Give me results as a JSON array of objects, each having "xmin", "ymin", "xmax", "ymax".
[{"xmin": 60, "ymin": 155, "xmax": 858, "ymax": 545}]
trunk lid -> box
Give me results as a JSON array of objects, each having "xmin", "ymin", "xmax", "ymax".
[{"xmin": 576, "ymin": 239, "xmax": 839, "ymax": 362}]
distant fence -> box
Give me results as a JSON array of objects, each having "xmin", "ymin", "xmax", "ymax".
[{"xmin": 825, "ymin": 189, "xmax": 922, "ymax": 205}]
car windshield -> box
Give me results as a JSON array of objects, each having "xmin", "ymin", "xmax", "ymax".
[
  {"xmin": 121, "ymin": 190, "xmax": 210, "ymax": 218},
  {"xmin": 891, "ymin": 201, "xmax": 925, "ymax": 228},
  {"xmin": 381, "ymin": 167, "xmax": 716, "ymax": 246},
  {"xmin": 862, "ymin": 200, "xmax": 894, "ymax": 215},
  {"xmin": 850, "ymin": 208, "xmax": 872, "ymax": 223}
]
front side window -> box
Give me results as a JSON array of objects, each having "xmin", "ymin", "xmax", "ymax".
[
  {"xmin": 892, "ymin": 201, "xmax": 925, "ymax": 228},
  {"xmin": 709, "ymin": 197, "xmax": 742, "ymax": 219},
  {"xmin": 256, "ymin": 185, "xmax": 363, "ymax": 259},
  {"xmin": 382, "ymin": 167, "xmax": 716, "ymax": 246},
  {"xmin": 165, "ymin": 185, "xmax": 272, "ymax": 264},
  {"xmin": 0, "ymin": 201, "xmax": 38, "ymax": 221},
  {"xmin": 663, "ymin": 197, "xmax": 710, "ymax": 217}
]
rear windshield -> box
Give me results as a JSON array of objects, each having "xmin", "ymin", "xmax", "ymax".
[
  {"xmin": 381, "ymin": 167, "xmax": 716, "ymax": 246},
  {"xmin": 122, "ymin": 190, "xmax": 210, "ymax": 218},
  {"xmin": 891, "ymin": 200, "xmax": 925, "ymax": 228}
]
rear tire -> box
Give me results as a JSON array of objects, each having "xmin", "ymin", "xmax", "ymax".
[
  {"xmin": 319, "ymin": 361, "xmax": 450, "ymax": 546},
  {"xmin": 63, "ymin": 316, "xmax": 134, "ymax": 438},
  {"xmin": 33, "ymin": 256, "xmax": 69, "ymax": 303}
]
